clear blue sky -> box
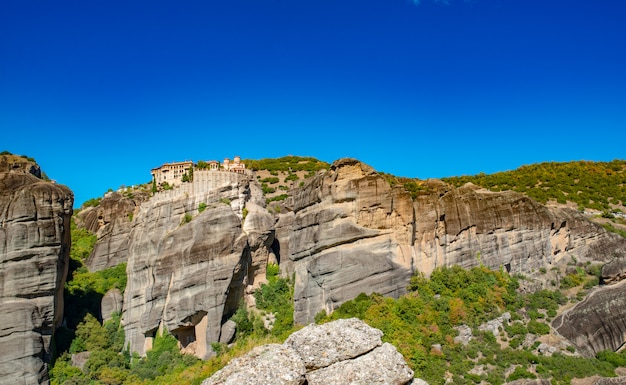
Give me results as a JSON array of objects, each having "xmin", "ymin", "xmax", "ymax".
[{"xmin": 2, "ymin": 0, "xmax": 625, "ymax": 208}]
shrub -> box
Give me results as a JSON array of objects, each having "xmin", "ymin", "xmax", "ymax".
[
  {"xmin": 527, "ymin": 320, "xmax": 550, "ymax": 336},
  {"xmin": 198, "ymin": 202, "xmax": 207, "ymax": 213}
]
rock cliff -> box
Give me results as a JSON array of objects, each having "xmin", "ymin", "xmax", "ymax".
[
  {"xmin": 0, "ymin": 156, "xmax": 73, "ymax": 385},
  {"xmin": 83, "ymin": 158, "xmax": 626, "ymax": 356},
  {"xmin": 76, "ymin": 191, "xmax": 149, "ymax": 271},
  {"xmin": 122, "ymin": 171, "xmax": 275, "ymax": 358},
  {"xmin": 553, "ymin": 258, "xmax": 626, "ymax": 357},
  {"xmin": 276, "ymin": 159, "xmax": 626, "ymax": 323}
]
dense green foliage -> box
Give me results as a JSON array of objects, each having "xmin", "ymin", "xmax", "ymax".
[
  {"xmin": 443, "ymin": 160, "xmax": 626, "ymax": 212},
  {"xmin": 243, "ymin": 156, "xmax": 329, "ymax": 173},
  {"xmin": 317, "ymin": 265, "xmax": 623, "ymax": 385}
]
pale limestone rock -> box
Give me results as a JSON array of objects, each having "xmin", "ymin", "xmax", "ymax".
[
  {"xmin": 200, "ymin": 344, "xmax": 306, "ymax": 385},
  {"xmin": 0, "ymin": 164, "xmax": 73, "ymax": 385},
  {"xmin": 218, "ymin": 320, "xmax": 236, "ymax": 344},
  {"xmin": 305, "ymin": 343, "xmax": 414, "ymax": 385},
  {"xmin": 201, "ymin": 319, "xmax": 415, "ymax": 385},
  {"xmin": 276, "ymin": 158, "xmax": 626, "ymax": 324},
  {"xmin": 101, "ymin": 288, "xmax": 123, "ymax": 323},
  {"xmin": 122, "ymin": 173, "xmax": 274, "ymax": 359},
  {"xmin": 78, "ymin": 191, "xmax": 148, "ymax": 271},
  {"xmin": 285, "ymin": 317, "xmax": 383, "ymax": 369}
]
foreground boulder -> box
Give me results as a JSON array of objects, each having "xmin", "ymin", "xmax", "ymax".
[
  {"xmin": 0, "ymin": 155, "xmax": 73, "ymax": 384},
  {"xmin": 201, "ymin": 318, "xmax": 416, "ymax": 385}
]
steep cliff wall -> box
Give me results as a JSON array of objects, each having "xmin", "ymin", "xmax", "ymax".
[
  {"xmin": 87, "ymin": 159, "xmax": 626, "ymax": 357},
  {"xmin": 77, "ymin": 191, "xmax": 149, "ymax": 271},
  {"xmin": 276, "ymin": 159, "xmax": 626, "ymax": 324},
  {"xmin": 0, "ymin": 162, "xmax": 73, "ymax": 385},
  {"xmin": 122, "ymin": 171, "xmax": 274, "ymax": 358}
]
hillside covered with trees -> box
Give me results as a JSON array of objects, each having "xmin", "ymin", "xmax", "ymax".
[{"xmin": 442, "ymin": 160, "xmax": 626, "ymax": 213}]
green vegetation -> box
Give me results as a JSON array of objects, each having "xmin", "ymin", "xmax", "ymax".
[
  {"xmin": 82, "ymin": 197, "xmax": 103, "ymax": 208},
  {"xmin": 284, "ymin": 173, "xmax": 299, "ymax": 182},
  {"xmin": 266, "ymin": 194, "xmax": 289, "ymax": 204},
  {"xmin": 198, "ymin": 202, "xmax": 207, "ymax": 213},
  {"xmin": 260, "ymin": 177, "xmax": 279, "ymax": 184},
  {"xmin": 316, "ymin": 265, "xmax": 622, "ymax": 385},
  {"xmin": 243, "ymin": 156, "xmax": 329, "ymax": 173},
  {"xmin": 381, "ymin": 174, "xmax": 434, "ymax": 200},
  {"xmin": 443, "ymin": 160, "xmax": 626, "ymax": 212},
  {"xmin": 219, "ymin": 198, "xmax": 231, "ymax": 205},
  {"xmin": 261, "ymin": 184, "xmax": 276, "ymax": 194},
  {"xmin": 182, "ymin": 213, "xmax": 193, "ymax": 224}
]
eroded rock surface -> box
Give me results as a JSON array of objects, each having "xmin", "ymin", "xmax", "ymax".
[
  {"xmin": 77, "ymin": 191, "xmax": 149, "ymax": 271},
  {"xmin": 201, "ymin": 318, "xmax": 416, "ymax": 385},
  {"xmin": 122, "ymin": 171, "xmax": 274, "ymax": 359},
  {"xmin": 201, "ymin": 344, "xmax": 306, "ymax": 385},
  {"xmin": 0, "ymin": 157, "xmax": 73, "ymax": 385},
  {"xmin": 553, "ymin": 279, "xmax": 626, "ymax": 357},
  {"xmin": 277, "ymin": 159, "xmax": 626, "ymax": 323}
]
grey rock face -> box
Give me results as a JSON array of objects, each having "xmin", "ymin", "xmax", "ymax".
[
  {"xmin": 201, "ymin": 318, "xmax": 416, "ymax": 385},
  {"xmin": 277, "ymin": 159, "xmax": 626, "ymax": 324},
  {"xmin": 78, "ymin": 191, "xmax": 148, "ymax": 271},
  {"xmin": 601, "ymin": 258, "xmax": 626, "ymax": 285},
  {"xmin": 122, "ymin": 172, "xmax": 273, "ymax": 359},
  {"xmin": 101, "ymin": 288, "xmax": 123, "ymax": 323},
  {"xmin": 285, "ymin": 317, "xmax": 383, "ymax": 369},
  {"xmin": 0, "ymin": 169, "xmax": 73, "ymax": 385},
  {"xmin": 552, "ymin": 279, "xmax": 626, "ymax": 357},
  {"xmin": 306, "ymin": 343, "xmax": 414, "ymax": 385},
  {"xmin": 201, "ymin": 344, "xmax": 306, "ymax": 385}
]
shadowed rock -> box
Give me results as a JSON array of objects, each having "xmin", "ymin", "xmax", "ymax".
[{"xmin": 0, "ymin": 156, "xmax": 73, "ymax": 385}]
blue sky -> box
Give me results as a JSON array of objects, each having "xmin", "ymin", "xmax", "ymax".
[{"xmin": 2, "ymin": 0, "xmax": 625, "ymax": 207}]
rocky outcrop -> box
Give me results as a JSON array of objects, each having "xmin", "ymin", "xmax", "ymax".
[
  {"xmin": 101, "ymin": 288, "xmax": 123, "ymax": 323},
  {"xmin": 0, "ymin": 158, "xmax": 73, "ymax": 385},
  {"xmin": 110, "ymin": 158, "xmax": 626, "ymax": 358},
  {"xmin": 601, "ymin": 258, "xmax": 626, "ymax": 285},
  {"xmin": 552, "ymin": 279, "xmax": 626, "ymax": 357},
  {"xmin": 201, "ymin": 318, "xmax": 416, "ymax": 385},
  {"xmin": 276, "ymin": 159, "xmax": 626, "ymax": 324},
  {"xmin": 77, "ymin": 191, "xmax": 149, "ymax": 271},
  {"xmin": 122, "ymin": 171, "xmax": 274, "ymax": 359}
]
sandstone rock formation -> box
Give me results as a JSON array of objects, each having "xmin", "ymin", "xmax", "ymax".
[
  {"xmin": 0, "ymin": 156, "xmax": 73, "ymax": 385},
  {"xmin": 276, "ymin": 158, "xmax": 626, "ymax": 323},
  {"xmin": 201, "ymin": 318, "xmax": 415, "ymax": 385},
  {"xmin": 553, "ymin": 279, "xmax": 626, "ymax": 357},
  {"xmin": 122, "ymin": 171, "xmax": 275, "ymax": 359},
  {"xmin": 82, "ymin": 158, "xmax": 626, "ymax": 358},
  {"xmin": 76, "ymin": 191, "xmax": 149, "ymax": 271},
  {"xmin": 101, "ymin": 288, "xmax": 123, "ymax": 323}
]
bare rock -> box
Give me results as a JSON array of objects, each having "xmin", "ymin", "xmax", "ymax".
[
  {"xmin": 306, "ymin": 342, "xmax": 414, "ymax": 385},
  {"xmin": 275, "ymin": 159, "xmax": 626, "ymax": 324},
  {"xmin": 78, "ymin": 191, "xmax": 149, "ymax": 271},
  {"xmin": 0, "ymin": 161, "xmax": 73, "ymax": 385},
  {"xmin": 553, "ymin": 279, "xmax": 626, "ymax": 357},
  {"xmin": 101, "ymin": 288, "xmax": 123, "ymax": 323},
  {"xmin": 201, "ymin": 319, "xmax": 415, "ymax": 385},
  {"xmin": 70, "ymin": 351, "xmax": 90, "ymax": 370},
  {"xmin": 219, "ymin": 320, "xmax": 236, "ymax": 344},
  {"xmin": 454, "ymin": 325, "xmax": 473, "ymax": 346},
  {"xmin": 200, "ymin": 344, "xmax": 305, "ymax": 385},
  {"xmin": 595, "ymin": 377, "xmax": 626, "ymax": 385},
  {"xmin": 601, "ymin": 258, "xmax": 626, "ymax": 285},
  {"xmin": 122, "ymin": 172, "xmax": 274, "ymax": 359},
  {"xmin": 285, "ymin": 317, "xmax": 383, "ymax": 369}
]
